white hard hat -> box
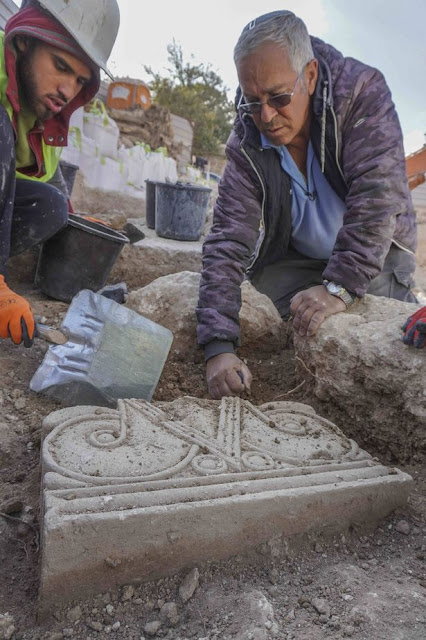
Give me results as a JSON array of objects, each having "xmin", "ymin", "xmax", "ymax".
[{"xmin": 36, "ymin": 0, "xmax": 120, "ymax": 78}]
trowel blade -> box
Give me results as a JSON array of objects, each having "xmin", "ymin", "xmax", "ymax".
[{"xmin": 30, "ymin": 289, "xmax": 174, "ymax": 406}]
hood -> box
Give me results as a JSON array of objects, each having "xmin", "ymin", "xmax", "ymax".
[{"xmin": 4, "ymin": 3, "xmax": 100, "ymax": 146}]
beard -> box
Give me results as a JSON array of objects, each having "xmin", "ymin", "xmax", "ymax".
[{"xmin": 16, "ymin": 49, "xmax": 52, "ymax": 122}]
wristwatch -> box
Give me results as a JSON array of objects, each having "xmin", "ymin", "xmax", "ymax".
[{"xmin": 323, "ymin": 280, "xmax": 355, "ymax": 307}]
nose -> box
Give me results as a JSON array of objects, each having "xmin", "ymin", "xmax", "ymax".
[
  {"xmin": 260, "ymin": 101, "xmax": 278, "ymax": 123},
  {"xmin": 58, "ymin": 76, "xmax": 80, "ymax": 102}
]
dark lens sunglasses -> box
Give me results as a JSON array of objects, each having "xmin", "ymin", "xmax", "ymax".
[{"xmin": 238, "ymin": 71, "xmax": 303, "ymax": 115}]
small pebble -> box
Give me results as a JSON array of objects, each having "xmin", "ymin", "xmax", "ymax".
[
  {"xmin": 87, "ymin": 619, "xmax": 103, "ymax": 631},
  {"xmin": 179, "ymin": 568, "xmax": 200, "ymax": 603},
  {"xmin": 121, "ymin": 585, "xmax": 135, "ymax": 601},
  {"xmin": 144, "ymin": 620, "xmax": 162, "ymax": 636},
  {"xmin": 269, "ymin": 568, "xmax": 279, "ymax": 584},
  {"xmin": 395, "ymin": 520, "xmax": 410, "ymax": 535},
  {"xmin": 14, "ymin": 397, "xmax": 26, "ymax": 410},
  {"xmin": 66, "ymin": 606, "xmax": 82, "ymax": 623},
  {"xmin": 311, "ymin": 597, "xmax": 330, "ymax": 617}
]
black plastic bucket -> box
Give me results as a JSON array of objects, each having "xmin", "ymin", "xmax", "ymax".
[
  {"xmin": 59, "ymin": 160, "xmax": 79, "ymax": 196},
  {"xmin": 35, "ymin": 214, "xmax": 129, "ymax": 302},
  {"xmin": 155, "ymin": 181, "xmax": 212, "ymax": 241},
  {"xmin": 145, "ymin": 179, "xmax": 158, "ymax": 229}
]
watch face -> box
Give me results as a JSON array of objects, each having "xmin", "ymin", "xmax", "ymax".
[{"xmin": 328, "ymin": 283, "xmax": 341, "ymax": 295}]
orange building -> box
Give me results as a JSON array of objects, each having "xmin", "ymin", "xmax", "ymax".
[{"xmin": 406, "ymin": 144, "xmax": 426, "ymax": 191}]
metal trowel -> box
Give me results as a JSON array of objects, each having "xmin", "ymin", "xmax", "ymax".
[
  {"xmin": 35, "ymin": 322, "xmax": 68, "ymax": 345},
  {"xmin": 30, "ymin": 289, "xmax": 174, "ymax": 407}
]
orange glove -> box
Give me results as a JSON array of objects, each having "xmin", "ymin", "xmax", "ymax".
[{"xmin": 0, "ymin": 275, "xmax": 35, "ymax": 347}]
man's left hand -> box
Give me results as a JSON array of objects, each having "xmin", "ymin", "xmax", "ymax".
[{"xmin": 290, "ymin": 285, "xmax": 346, "ymax": 337}]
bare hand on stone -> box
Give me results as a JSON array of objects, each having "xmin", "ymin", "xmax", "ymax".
[
  {"xmin": 206, "ymin": 353, "xmax": 252, "ymax": 399},
  {"xmin": 290, "ymin": 285, "xmax": 346, "ymax": 337}
]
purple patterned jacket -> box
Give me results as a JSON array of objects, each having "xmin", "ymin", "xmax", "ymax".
[{"xmin": 196, "ymin": 37, "xmax": 417, "ymax": 358}]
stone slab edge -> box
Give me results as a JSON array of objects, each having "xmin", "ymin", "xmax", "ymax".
[{"xmin": 38, "ymin": 464, "xmax": 411, "ymax": 616}]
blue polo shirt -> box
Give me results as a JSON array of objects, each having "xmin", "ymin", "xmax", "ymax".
[{"xmin": 261, "ymin": 135, "xmax": 346, "ymax": 259}]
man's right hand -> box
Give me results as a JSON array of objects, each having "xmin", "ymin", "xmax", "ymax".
[
  {"xmin": 0, "ymin": 275, "xmax": 35, "ymax": 347},
  {"xmin": 206, "ymin": 352, "xmax": 253, "ymax": 399}
]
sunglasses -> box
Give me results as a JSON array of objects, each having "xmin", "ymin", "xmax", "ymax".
[{"xmin": 238, "ymin": 70, "xmax": 304, "ymax": 115}]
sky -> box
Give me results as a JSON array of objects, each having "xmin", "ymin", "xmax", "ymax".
[
  {"xmin": 107, "ymin": 0, "xmax": 425, "ymax": 155},
  {"xmin": 15, "ymin": 0, "xmax": 426, "ymax": 155}
]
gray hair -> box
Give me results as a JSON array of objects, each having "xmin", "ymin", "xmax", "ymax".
[{"xmin": 234, "ymin": 10, "xmax": 314, "ymax": 74}]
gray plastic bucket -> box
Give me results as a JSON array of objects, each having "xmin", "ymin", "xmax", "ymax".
[
  {"xmin": 35, "ymin": 214, "xmax": 129, "ymax": 302},
  {"xmin": 155, "ymin": 181, "xmax": 212, "ymax": 241},
  {"xmin": 145, "ymin": 179, "xmax": 158, "ymax": 229}
]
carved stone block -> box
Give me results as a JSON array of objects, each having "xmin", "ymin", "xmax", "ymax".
[{"xmin": 39, "ymin": 398, "xmax": 412, "ymax": 615}]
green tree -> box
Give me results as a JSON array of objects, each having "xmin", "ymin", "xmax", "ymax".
[{"xmin": 144, "ymin": 41, "xmax": 234, "ymax": 156}]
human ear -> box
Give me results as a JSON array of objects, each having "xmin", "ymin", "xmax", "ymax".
[
  {"xmin": 14, "ymin": 35, "xmax": 31, "ymax": 54},
  {"xmin": 307, "ymin": 58, "xmax": 318, "ymax": 96}
]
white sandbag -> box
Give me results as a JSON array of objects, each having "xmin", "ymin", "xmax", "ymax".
[
  {"xmin": 69, "ymin": 106, "xmax": 84, "ymax": 132},
  {"xmin": 122, "ymin": 184, "xmax": 145, "ymax": 199},
  {"xmin": 60, "ymin": 127, "xmax": 81, "ymax": 166},
  {"xmin": 186, "ymin": 166, "xmax": 202, "ymax": 183},
  {"xmin": 165, "ymin": 157, "xmax": 178, "ymax": 183},
  {"xmin": 83, "ymin": 99, "xmax": 119, "ymax": 159},
  {"xmin": 119, "ymin": 144, "xmax": 148, "ymax": 188},
  {"xmin": 96, "ymin": 156, "xmax": 128, "ymax": 191},
  {"xmin": 143, "ymin": 150, "xmax": 168, "ymax": 183},
  {"xmin": 78, "ymin": 134, "xmax": 99, "ymax": 186},
  {"xmin": 80, "ymin": 142, "xmax": 128, "ymax": 191}
]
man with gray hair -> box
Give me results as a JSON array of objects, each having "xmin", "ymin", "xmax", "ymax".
[{"xmin": 196, "ymin": 10, "xmax": 417, "ymax": 399}]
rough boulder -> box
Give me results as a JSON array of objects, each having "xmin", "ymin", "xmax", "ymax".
[
  {"xmin": 125, "ymin": 271, "xmax": 282, "ymax": 357},
  {"xmin": 294, "ymin": 295, "xmax": 426, "ymax": 462}
]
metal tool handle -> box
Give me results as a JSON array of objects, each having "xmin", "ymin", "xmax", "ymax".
[{"xmin": 35, "ymin": 323, "xmax": 68, "ymax": 345}]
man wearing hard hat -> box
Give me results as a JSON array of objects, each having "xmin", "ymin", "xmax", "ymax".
[{"xmin": 0, "ymin": 0, "xmax": 120, "ymax": 348}]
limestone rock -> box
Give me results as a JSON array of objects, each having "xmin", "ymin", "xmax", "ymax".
[
  {"xmin": 0, "ymin": 613, "xmax": 15, "ymax": 640},
  {"xmin": 234, "ymin": 591, "xmax": 278, "ymax": 640},
  {"xmin": 126, "ymin": 271, "xmax": 199, "ymax": 356},
  {"xmin": 143, "ymin": 620, "xmax": 162, "ymax": 636},
  {"xmin": 159, "ymin": 601, "xmax": 179, "ymax": 626},
  {"xmin": 311, "ymin": 597, "xmax": 331, "ymax": 617},
  {"xmin": 198, "ymin": 589, "xmax": 278, "ymax": 640},
  {"xmin": 66, "ymin": 605, "xmax": 82, "ymax": 623},
  {"xmin": 294, "ymin": 295, "xmax": 426, "ymax": 462},
  {"xmin": 125, "ymin": 271, "xmax": 282, "ymax": 356},
  {"xmin": 239, "ymin": 280, "xmax": 282, "ymax": 344},
  {"xmin": 395, "ymin": 520, "xmax": 410, "ymax": 535},
  {"xmin": 38, "ymin": 397, "xmax": 411, "ymax": 615},
  {"xmin": 121, "ymin": 585, "xmax": 135, "ymax": 601},
  {"xmin": 179, "ymin": 567, "xmax": 200, "ymax": 603}
]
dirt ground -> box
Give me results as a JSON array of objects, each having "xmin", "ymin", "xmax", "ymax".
[
  {"xmin": 0, "ymin": 284, "xmax": 425, "ymax": 640},
  {"xmin": 0, "ymin": 196, "xmax": 425, "ymax": 639}
]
